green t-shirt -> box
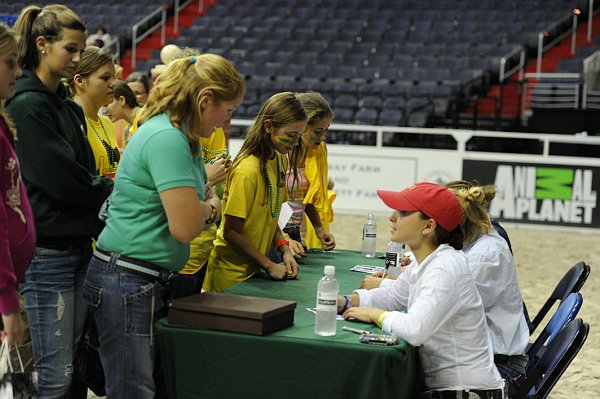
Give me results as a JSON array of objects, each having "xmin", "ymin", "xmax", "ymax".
[{"xmin": 98, "ymin": 113, "xmax": 206, "ymax": 270}]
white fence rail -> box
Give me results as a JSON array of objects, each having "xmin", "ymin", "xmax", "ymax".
[{"xmin": 230, "ymin": 119, "xmax": 600, "ymax": 230}]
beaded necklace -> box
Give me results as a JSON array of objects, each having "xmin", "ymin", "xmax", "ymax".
[
  {"xmin": 201, "ymin": 145, "xmax": 228, "ymax": 164},
  {"xmin": 85, "ymin": 114, "xmax": 118, "ymax": 167},
  {"xmin": 264, "ymin": 154, "xmax": 282, "ymax": 218}
]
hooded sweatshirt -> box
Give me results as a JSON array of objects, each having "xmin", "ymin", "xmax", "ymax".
[
  {"xmin": 5, "ymin": 70, "xmax": 113, "ymax": 247},
  {"xmin": 0, "ymin": 116, "xmax": 35, "ymax": 314}
]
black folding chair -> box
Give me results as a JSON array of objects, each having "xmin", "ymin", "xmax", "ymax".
[
  {"xmin": 512, "ymin": 318, "xmax": 589, "ymax": 399},
  {"xmin": 529, "ymin": 262, "xmax": 590, "ymax": 335}
]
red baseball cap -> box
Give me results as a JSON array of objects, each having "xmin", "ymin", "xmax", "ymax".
[{"xmin": 377, "ymin": 182, "xmax": 463, "ymax": 231}]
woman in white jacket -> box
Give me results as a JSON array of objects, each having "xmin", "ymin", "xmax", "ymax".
[
  {"xmin": 447, "ymin": 180, "xmax": 529, "ymax": 396},
  {"xmin": 340, "ymin": 182, "xmax": 504, "ymax": 398}
]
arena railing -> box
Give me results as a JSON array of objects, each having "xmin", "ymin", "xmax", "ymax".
[
  {"xmin": 536, "ymin": 9, "xmax": 580, "ymax": 75},
  {"xmin": 131, "ymin": 5, "xmax": 167, "ymax": 69}
]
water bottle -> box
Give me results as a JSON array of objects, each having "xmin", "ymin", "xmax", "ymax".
[
  {"xmin": 385, "ymin": 241, "xmax": 405, "ymax": 278},
  {"xmin": 315, "ymin": 265, "xmax": 339, "ymax": 336},
  {"xmin": 361, "ymin": 213, "xmax": 377, "ymax": 258}
]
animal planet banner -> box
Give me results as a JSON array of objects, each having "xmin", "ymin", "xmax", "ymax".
[{"xmin": 463, "ymin": 160, "xmax": 599, "ymax": 228}]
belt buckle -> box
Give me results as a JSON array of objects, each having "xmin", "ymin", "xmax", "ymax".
[{"xmin": 160, "ymin": 269, "xmax": 176, "ymax": 282}]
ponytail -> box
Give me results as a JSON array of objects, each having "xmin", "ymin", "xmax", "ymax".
[{"xmin": 14, "ymin": 4, "xmax": 85, "ymax": 70}]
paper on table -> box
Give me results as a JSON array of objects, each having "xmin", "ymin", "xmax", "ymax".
[
  {"xmin": 351, "ymin": 265, "xmax": 385, "ymax": 273},
  {"xmin": 278, "ymin": 202, "xmax": 293, "ymax": 230}
]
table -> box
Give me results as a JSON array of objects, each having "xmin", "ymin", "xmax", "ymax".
[{"xmin": 156, "ymin": 250, "xmax": 421, "ymax": 399}]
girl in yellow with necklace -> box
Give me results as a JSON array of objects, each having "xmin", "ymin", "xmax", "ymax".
[
  {"xmin": 203, "ymin": 92, "xmax": 307, "ymax": 292},
  {"xmin": 70, "ymin": 46, "xmax": 118, "ymax": 179}
]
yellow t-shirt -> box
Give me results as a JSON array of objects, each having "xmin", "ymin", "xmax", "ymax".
[
  {"xmin": 303, "ymin": 142, "xmax": 335, "ymax": 248},
  {"xmin": 203, "ymin": 153, "xmax": 288, "ymax": 292},
  {"xmin": 178, "ymin": 127, "xmax": 228, "ymax": 275},
  {"xmin": 128, "ymin": 108, "xmax": 142, "ymax": 137},
  {"xmin": 86, "ymin": 114, "xmax": 119, "ymax": 179}
]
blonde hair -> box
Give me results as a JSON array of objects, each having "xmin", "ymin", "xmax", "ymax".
[
  {"xmin": 138, "ymin": 53, "xmax": 245, "ymax": 155},
  {"xmin": 0, "ymin": 22, "xmax": 19, "ymax": 138},
  {"xmin": 446, "ymin": 180, "xmax": 495, "ymax": 245},
  {"xmin": 68, "ymin": 46, "xmax": 114, "ymax": 96},
  {"xmin": 14, "ymin": 4, "xmax": 85, "ymax": 70},
  {"xmin": 230, "ymin": 92, "xmax": 307, "ymax": 202}
]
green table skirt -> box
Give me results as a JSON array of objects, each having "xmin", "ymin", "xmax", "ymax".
[{"xmin": 156, "ymin": 249, "xmax": 420, "ymax": 399}]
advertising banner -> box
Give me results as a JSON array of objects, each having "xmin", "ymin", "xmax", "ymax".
[{"xmin": 463, "ymin": 160, "xmax": 599, "ymax": 228}]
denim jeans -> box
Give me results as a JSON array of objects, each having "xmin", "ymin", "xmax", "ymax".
[
  {"xmin": 21, "ymin": 245, "xmax": 91, "ymax": 399},
  {"xmin": 495, "ymin": 354, "xmax": 528, "ymax": 398},
  {"xmin": 83, "ymin": 254, "xmax": 170, "ymax": 399}
]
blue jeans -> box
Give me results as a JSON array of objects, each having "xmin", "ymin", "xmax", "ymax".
[
  {"xmin": 495, "ymin": 354, "xmax": 528, "ymax": 397},
  {"xmin": 21, "ymin": 245, "xmax": 91, "ymax": 399},
  {"xmin": 83, "ymin": 254, "xmax": 170, "ymax": 399}
]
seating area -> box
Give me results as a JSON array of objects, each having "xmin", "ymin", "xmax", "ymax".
[
  {"xmin": 0, "ymin": 0, "xmax": 589, "ymax": 129},
  {"xmin": 0, "ymin": 0, "xmax": 167, "ymax": 40},
  {"xmin": 131, "ymin": 0, "xmax": 580, "ymax": 127}
]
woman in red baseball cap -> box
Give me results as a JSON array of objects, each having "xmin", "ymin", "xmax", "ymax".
[{"xmin": 339, "ymin": 182, "xmax": 504, "ymax": 398}]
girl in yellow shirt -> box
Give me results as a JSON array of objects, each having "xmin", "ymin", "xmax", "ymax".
[
  {"xmin": 70, "ymin": 46, "xmax": 119, "ymax": 179},
  {"xmin": 203, "ymin": 92, "xmax": 308, "ymax": 292}
]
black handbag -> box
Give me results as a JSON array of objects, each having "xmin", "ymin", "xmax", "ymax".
[{"xmin": 73, "ymin": 315, "xmax": 105, "ymax": 396}]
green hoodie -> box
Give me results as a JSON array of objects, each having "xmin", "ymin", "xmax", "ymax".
[{"xmin": 6, "ymin": 70, "xmax": 113, "ymax": 247}]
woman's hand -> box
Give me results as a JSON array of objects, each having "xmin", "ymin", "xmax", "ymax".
[
  {"xmin": 315, "ymin": 226, "xmax": 336, "ymax": 251},
  {"xmin": 287, "ymin": 239, "xmax": 306, "ymax": 259},
  {"xmin": 205, "ymin": 155, "xmax": 232, "ymax": 186},
  {"xmin": 343, "ymin": 306, "xmax": 385, "ymax": 325},
  {"xmin": 360, "ymin": 275, "xmax": 383, "ymax": 290},
  {"xmin": 265, "ymin": 254, "xmax": 298, "ymax": 281},
  {"xmin": 1, "ymin": 312, "xmax": 26, "ymax": 346},
  {"xmin": 320, "ymin": 231, "xmax": 336, "ymax": 251},
  {"xmin": 282, "ymin": 251, "xmax": 299, "ymax": 279}
]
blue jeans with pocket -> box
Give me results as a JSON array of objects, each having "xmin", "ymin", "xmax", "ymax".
[
  {"xmin": 83, "ymin": 254, "xmax": 170, "ymax": 399},
  {"xmin": 21, "ymin": 245, "xmax": 91, "ymax": 399}
]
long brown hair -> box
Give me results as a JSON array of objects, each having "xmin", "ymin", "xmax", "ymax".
[
  {"xmin": 14, "ymin": 4, "xmax": 85, "ymax": 70},
  {"xmin": 0, "ymin": 22, "xmax": 19, "ymax": 138},
  {"xmin": 138, "ymin": 53, "xmax": 245, "ymax": 155},
  {"xmin": 230, "ymin": 92, "xmax": 307, "ymax": 201},
  {"xmin": 68, "ymin": 46, "xmax": 114, "ymax": 96},
  {"xmin": 288, "ymin": 91, "xmax": 333, "ymax": 188}
]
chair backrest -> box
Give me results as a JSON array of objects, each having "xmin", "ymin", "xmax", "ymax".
[
  {"xmin": 529, "ymin": 262, "xmax": 590, "ymax": 334},
  {"xmin": 526, "ymin": 292, "xmax": 583, "ymax": 361},
  {"xmin": 514, "ymin": 318, "xmax": 589, "ymax": 399}
]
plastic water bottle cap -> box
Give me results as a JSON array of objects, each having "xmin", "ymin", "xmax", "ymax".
[{"xmin": 324, "ymin": 265, "xmax": 335, "ymax": 276}]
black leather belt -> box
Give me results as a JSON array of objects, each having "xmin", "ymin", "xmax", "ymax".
[
  {"xmin": 420, "ymin": 389, "xmax": 505, "ymax": 399},
  {"xmin": 94, "ymin": 248, "xmax": 176, "ymax": 283}
]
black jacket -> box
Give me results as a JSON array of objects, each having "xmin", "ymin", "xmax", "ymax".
[{"xmin": 6, "ymin": 70, "xmax": 113, "ymax": 247}]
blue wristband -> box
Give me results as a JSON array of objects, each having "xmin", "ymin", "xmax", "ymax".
[{"xmin": 339, "ymin": 295, "xmax": 351, "ymax": 314}]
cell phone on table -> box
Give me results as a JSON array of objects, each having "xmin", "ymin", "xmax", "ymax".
[{"xmin": 359, "ymin": 333, "xmax": 399, "ymax": 346}]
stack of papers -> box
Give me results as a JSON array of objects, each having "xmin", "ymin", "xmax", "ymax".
[{"xmin": 350, "ymin": 265, "xmax": 385, "ymax": 273}]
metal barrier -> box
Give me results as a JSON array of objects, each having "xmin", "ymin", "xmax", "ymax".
[
  {"xmin": 103, "ymin": 36, "xmax": 121, "ymax": 62},
  {"xmin": 131, "ymin": 6, "xmax": 166, "ymax": 69},
  {"xmin": 536, "ymin": 9, "xmax": 579, "ymax": 75}
]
